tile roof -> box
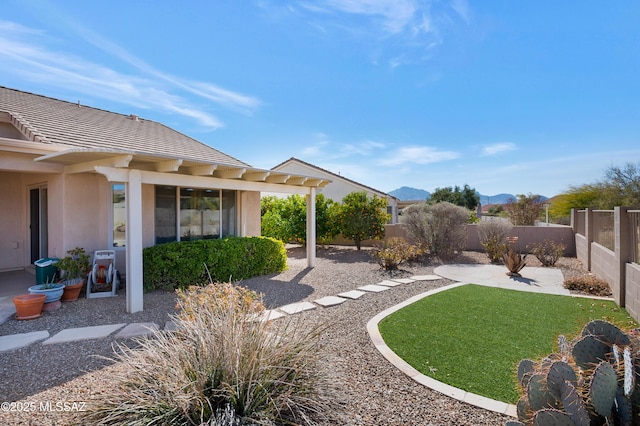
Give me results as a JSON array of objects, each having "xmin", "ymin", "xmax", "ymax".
[
  {"xmin": 272, "ymin": 157, "xmax": 397, "ymax": 200},
  {"xmin": 0, "ymin": 86, "xmax": 249, "ymax": 167}
]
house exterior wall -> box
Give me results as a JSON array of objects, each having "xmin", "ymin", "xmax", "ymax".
[{"xmin": 0, "ymin": 172, "xmax": 25, "ymax": 270}]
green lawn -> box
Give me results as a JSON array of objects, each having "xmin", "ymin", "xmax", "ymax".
[{"xmin": 378, "ymin": 284, "xmax": 638, "ymax": 404}]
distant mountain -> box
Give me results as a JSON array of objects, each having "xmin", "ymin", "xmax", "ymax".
[
  {"xmin": 389, "ymin": 186, "xmax": 431, "ymax": 201},
  {"xmin": 390, "ymin": 187, "xmax": 548, "ymax": 204},
  {"xmin": 478, "ymin": 193, "xmax": 517, "ymax": 205}
]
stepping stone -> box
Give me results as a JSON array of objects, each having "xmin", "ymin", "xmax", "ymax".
[
  {"xmin": 338, "ymin": 290, "xmax": 366, "ymax": 299},
  {"xmin": 43, "ymin": 323, "xmax": 126, "ymax": 344},
  {"xmin": 278, "ymin": 302, "xmax": 317, "ymax": 315},
  {"xmin": 377, "ymin": 280, "xmax": 402, "ymax": 287},
  {"xmin": 314, "ymin": 296, "xmax": 348, "ymax": 307},
  {"xmin": 164, "ymin": 320, "xmax": 178, "ymax": 331},
  {"xmin": 0, "ymin": 330, "xmax": 49, "ymax": 352},
  {"xmin": 358, "ymin": 284, "xmax": 391, "ymax": 293},
  {"xmin": 115, "ymin": 323, "xmax": 159, "ymax": 339},
  {"xmin": 411, "ymin": 275, "xmax": 442, "ymax": 281},
  {"xmin": 391, "ymin": 278, "xmax": 416, "ymax": 284},
  {"xmin": 260, "ymin": 309, "xmax": 287, "ymax": 321}
]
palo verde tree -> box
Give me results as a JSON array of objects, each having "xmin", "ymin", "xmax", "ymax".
[
  {"xmin": 428, "ymin": 184, "xmax": 479, "ymax": 210},
  {"xmin": 336, "ymin": 191, "xmax": 389, "ymax": 250}
]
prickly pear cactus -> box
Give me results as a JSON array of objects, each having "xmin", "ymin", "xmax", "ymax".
[{"xmin": 508, "ymin": 320, "xmax": 640, "ymax": 426}]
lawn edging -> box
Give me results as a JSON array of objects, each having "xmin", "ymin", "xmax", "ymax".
[{"xmin": 366, "ymin": 282, "xmax": 518, "ymax": 417}]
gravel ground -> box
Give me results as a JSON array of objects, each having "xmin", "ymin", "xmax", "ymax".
[{"xmin": 0, "ymin": 246, "xmax": 588, "ymax": 425}]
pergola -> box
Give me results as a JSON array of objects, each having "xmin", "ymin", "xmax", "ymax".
[{"xmin": 34, "ymin": 147, "xmax": 331, "ymax": 313}]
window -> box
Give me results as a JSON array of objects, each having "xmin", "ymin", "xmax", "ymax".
[
  {"xmin": 155, "ymin": 186, "xmax": 177, "ymax": 244},
  {"xmin": 112, "ymin": 184, "xmax": 126, "ymax": 247},
  {"xmin": 154, "ymin": 186, "xmax": 236, "ymax": 244}
]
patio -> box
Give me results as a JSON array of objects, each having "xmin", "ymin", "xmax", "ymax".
[{"xmin": 0, "ymin": 269, "xmax": 36, "ymax": 323}]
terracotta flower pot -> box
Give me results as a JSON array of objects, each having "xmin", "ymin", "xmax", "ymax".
[
  {"xmin": 13, "ymin": 294, "xmax": 46, "ymax": 320},
  {"xmin": 61, "ymin": 280, "xmax": 84, "ymax": 301}
]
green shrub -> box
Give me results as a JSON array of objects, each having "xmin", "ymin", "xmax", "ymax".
[
  {"xmin": 563, "ymin": 274, "xmax": 612, "ymax": 296},
  {"xmin": 373, "ymin": 237, "xmax": 422, "ymax": 271},
  {"xmin": 82, "ymin": 283, "xmax": 335, "ymax": 425},
  {"xmin": 528, "ymin": 239, "xmax": 565, "ymax": 266},
  {"xmin": 143, "ymin": 237, "xmax": 287, "ymax": 291},
  {"xmin": 477, "ymin": 220, "xmax": 512, "ymax": 263}
]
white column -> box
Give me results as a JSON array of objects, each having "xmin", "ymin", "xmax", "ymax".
[
  {"xmin": 126, "ymin": 169, "xmax": 144, "ymax": 313},
  {"xmin": 306, "ymin": 187, "xmax": 316, "ymax": 267}
]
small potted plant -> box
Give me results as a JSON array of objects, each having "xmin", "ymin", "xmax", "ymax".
[
  {"xmin": 57, "ymin": 247, "xmax": 91, "ymax": 301},
  {"xmin": 28, "ymin": 275, "xmax": 65, "ymax": 305}
]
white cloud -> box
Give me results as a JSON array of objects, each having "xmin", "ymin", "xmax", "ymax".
[
  {"xmin": 377, "ymin": 146, "xmax": 460, "ymax": 166},
  {"xmin": 0, "ymin": 19, "xmax": 260, "ymax": 129},
  {"xmin": 481, "ymin": 142, "xmax": 517, "ymax": 156},
  {"xmin": 322, "ymin": 0, "xmax": 417, "ymax": 34}
]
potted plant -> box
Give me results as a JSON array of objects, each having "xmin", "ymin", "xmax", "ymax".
[
  {"xmin": 28, "ymin": 276, "xmax": 65, "ymax": 304},
  {"xmin": 13, "ymin": 293, "xmax": 46, "ymax": 320},
  {"xmin": 58, "ymin": 247, "xmax": 91, "ymax": 301}
]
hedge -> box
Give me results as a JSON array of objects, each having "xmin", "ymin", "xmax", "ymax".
[{"xmin": 143, "ymin": 237, "xmax": 288, "ymax": 291}]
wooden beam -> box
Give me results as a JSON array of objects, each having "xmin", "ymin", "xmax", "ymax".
[
  {"xmin": 214, "ymin": 167, "xmax": 246, "ymax": 179},
  {"xmin": 242, "ymin": 171, "xmax": 270, "ymax": 182},
  {"xmin": 186, "ymin": 164, "xmax": 217, "ymax": 175},
  {"xmin": 65, "ymin": 155, "xmax": 133, "ymax": 174}
]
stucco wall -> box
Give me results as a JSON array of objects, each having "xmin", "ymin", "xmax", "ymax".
[
  {"xmin": 625, "ymin": 263, "xmax": 640, "ymax": 322},
  {"xmin": 465, "ymin": 224, "xmax": 576, "ymax": 255},
  {"xmin": 575, "ymin": 233, "xmax": 589, "ymax": 268},
  {"xmin": 591, "ymin": 242, "xmax": 619, "ymax": 303},
  {"xmin": 0, "ymin": 172, "xmax": 24, "ymax": 270}
]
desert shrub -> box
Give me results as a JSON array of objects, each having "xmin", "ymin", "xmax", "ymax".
[
  {"xmin": 373, "ymin": 237, "xmax": 422, "ymax": 271},
  {"xmin": 528, "ymin": 239, "xmax": 565, "ymax": 266},
  {"xmin": 402, "ymin": 202, "xmax": 468, "ymax": 260},
  {"xmin": 336, "ymin": 191, "xmax": 388, "ymax": 250},
  {"xmin": 477, "ymin": 220, "xmax": 513, "ymax": 263},
  {"xmin": 82, "ymin": 283, "xmax": 335, "ymax": 425},
  {"xmin": 143, "ymin": 237, "xmax": 287, "ymax": 291},
  {"xmin": 563, "ymin": 274, "xmax": 612, "ymax": 296}
]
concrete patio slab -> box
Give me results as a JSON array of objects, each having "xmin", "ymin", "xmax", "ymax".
[
  {"xmin": 314, "ymin": 296, "xmax": 348, "ymax": 307},
  {"xmin": 390, "ymin": 278, "xmax": 416, "ymax": 284},
  {"xmin": 43, "ymin": 323, "xmax": 126, "ymax": 344},
  {"xmin": 278, "ymin": 301, "xmax": 316, "ymax": 315},
  {"xmin": 410, "ymin": 275, "xmax": 442, "ymax": 281},
  {"xmin": 115, "ymin": 322, "xmax": 159, "ymax": 339},
  {"xmin": 0, "ymin": 330, "xmax": 49, "ymax": 352},
  {"xmin": 338, "ymin": 290, "xmax": 366, "ymax": 299},
  {"xmin": 358, "ymin": 284, "xmax": 391, "ymax": 293},
  {"xmin": 261, "ymin": 309, "xmax": 287, "ymax": 321},
  {"xmin": 377, "ymin": 280, "xmax": 402, "ymax": 287},
  {"xmin": 434, "ymin": 264, "xmax": 569, "ymax": 295}
]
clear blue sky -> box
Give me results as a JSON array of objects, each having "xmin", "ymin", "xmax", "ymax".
[{"xmin": 2, "ymin": 1, "xmax": 639, "ymax": 197}]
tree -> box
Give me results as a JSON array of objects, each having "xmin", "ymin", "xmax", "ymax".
[
  {"xmin": 428, "ymin": 184, "xmax": 479, "ymax": 210},
  {"xmin": 260, "ymin": 194, "xmax": 340, "ymax": 245},
  {"xmin": 603, "ymin": 162, "xmax": 640, "ymax": 208},
  {"xmin": 336, "ymin": 191, "xmax": 388, "ymax": 250},
  {"xmin": 507, "ymin": 194, "xmax": 544, "ymax": 226}
]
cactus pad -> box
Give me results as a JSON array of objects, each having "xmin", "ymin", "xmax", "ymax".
[
  {"xmin": 589, "ymin": 361, "xmax": 617, "ymax": 417},
  {"xmin": 546, "ymin": 361, "xmax": 578, "ymax": 399},
  {"xmin": 560, "ymin": 380, "xmax": 589, "ymax": 426},
  {"xmin": 582, "ymin": 319, "xmax": 631, "ymax": 346},
  {"xmin": 517, "ymin": 359, "xmax": 537, "ymax": 387},
  {"xmin": 572, "ymin": 335, "xmax": 611, "ymax": 369},
  {"xmin": 532, "ymin": 409, "xmax": 576, "ymax": 426}
]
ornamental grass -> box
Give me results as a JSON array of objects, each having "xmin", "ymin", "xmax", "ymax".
[{"xmin": 82, "ymin": 282, "xmax": 335, "ymax": 425}]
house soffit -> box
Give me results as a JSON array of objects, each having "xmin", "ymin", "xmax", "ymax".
[{"xmin": 34, "ymin": 148, "xmax": 331, "ymax": 189}]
